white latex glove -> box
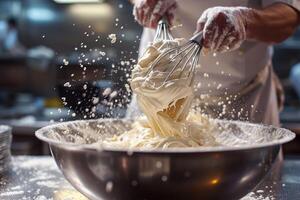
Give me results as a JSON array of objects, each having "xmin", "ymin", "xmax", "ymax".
[
  {"xmin": 133, "ymin": 0, "xmax": 177, "ymax": 29},
  {"xmin": 196, "ymin": 7, "xmax": 251, "ymax": 53}
]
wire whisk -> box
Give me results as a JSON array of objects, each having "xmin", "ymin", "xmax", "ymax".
[{"xmin": 148, "ymin": 31, "xmax": 203, "ymax": 88}]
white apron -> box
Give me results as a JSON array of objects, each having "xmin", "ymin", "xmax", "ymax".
[{"xmin": 127, "ymin": 0, "xmax": 294, "ymax": 126}]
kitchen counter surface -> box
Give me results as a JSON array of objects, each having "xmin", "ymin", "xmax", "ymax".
[{"xmin": 0, "ymin": 156, "xmax": 299, "ymax": 200}]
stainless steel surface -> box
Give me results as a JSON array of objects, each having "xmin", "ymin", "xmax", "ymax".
[{"xmin": 35, "ymin": 119, "xmax": 295, "ymax": 200}]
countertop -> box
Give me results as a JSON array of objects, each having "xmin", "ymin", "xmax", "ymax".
[{"xmin": 0, "ymin": 156, "xmax": 299, "ymax": 200}]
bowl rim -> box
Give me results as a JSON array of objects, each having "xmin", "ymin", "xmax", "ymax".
[
  {"xmin": 0, "ymin": 125, "xmax": 12, "ymax": 134},
  {"xmin": 35, "ymin": 118, "xmax": 296, "ymax": 154}
]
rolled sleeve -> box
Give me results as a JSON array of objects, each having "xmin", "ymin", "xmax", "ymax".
[{"xmin": 262, "ymin": 0, "xmax": 300, "ymax": 10}]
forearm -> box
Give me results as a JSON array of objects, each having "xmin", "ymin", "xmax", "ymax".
[{"xmin": 245, "ymin": 3, "xmax": 300, "ymax": 43}]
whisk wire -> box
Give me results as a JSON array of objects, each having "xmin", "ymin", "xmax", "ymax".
[
  {"xmin": 171, "ymin": 43, "xmax": 193, "ymax": 61},
  {"xmin": 147, "ymin": 19, "xmax": 203, "ymax": 88},
  {"xmin": 188, "ymin": 48, "xmax": 201, "ymax": 85},
  {"xmin": 166, "ymin": 44, "xmax": 196, "ymax": 82},
  {"xmin": 180, "ymin": 45, "xmax": 199, "ymax": 77}
]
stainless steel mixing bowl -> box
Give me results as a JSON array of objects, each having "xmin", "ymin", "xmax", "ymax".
[{"xmin": 35, "ymin": 119, "xmax": 295, "ymax": 200}]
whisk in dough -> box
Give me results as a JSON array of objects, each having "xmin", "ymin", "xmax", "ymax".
[
  {"xmin": 131, "ymin": 39, "xmax": 195, "ymax": 137},
  {"xmin": 101, "ymin": 18, "xmax": 218, "ymax": 149},
  {"xmin": 102, "ymin": 37, "xmax": 219, "ymax": 149}
]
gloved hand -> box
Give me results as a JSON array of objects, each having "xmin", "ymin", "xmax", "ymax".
[
  {"xmin": 133, "ymin": 0, "xmax": 177, "ymax": 29},
  {"xmin": 196, "ymin": 7, "xmax": 251, "ymax": 53}
]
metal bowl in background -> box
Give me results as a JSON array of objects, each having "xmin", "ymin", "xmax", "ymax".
[
  {"xmin": 0, "ymin": 125, "xmax": 12, "ymax": 174},
  {"xmin": 35, "ymin": 119, "xmax": 295, "ymax": 200}
]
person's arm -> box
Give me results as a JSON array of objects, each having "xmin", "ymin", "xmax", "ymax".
[
  {"xmin": 246, "ymin": 3, "xmax": 300, "ymax": 43},
  {"xmin": 197, "ymin": 3, "xmax": 300, "ymax": 53},
  {"xmin": 131, "ymin": 0, "xmax": 177, "ymax": 28}
]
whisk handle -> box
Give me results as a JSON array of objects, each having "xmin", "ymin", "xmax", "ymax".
[
  {"xmin": 190, "ymin": 31, "xmax": 203, "ymax": 46},
  {"xmin": 154, "ymin": 16, "xmax": 173, "ymax": 41},
  {"xmin": 158, "ymin": 17, "xmax": 169, "ymax": 26}
]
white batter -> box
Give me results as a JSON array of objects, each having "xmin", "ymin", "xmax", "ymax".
[{"xmin": 103, "ymin": 39, "xmax": 218, "ymax": 149}]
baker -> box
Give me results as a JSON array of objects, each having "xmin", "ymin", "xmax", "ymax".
[{"xmin": 127, "ymin": 0, "xmax": 300, "ymax": 126}]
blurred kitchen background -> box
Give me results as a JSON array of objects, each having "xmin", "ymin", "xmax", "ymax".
[{"xmin": 0, "ymin": 0, "xmax": 299, "ymax": 155}]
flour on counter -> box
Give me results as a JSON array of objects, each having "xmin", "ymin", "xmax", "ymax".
[
  {"xmin": 0, "ymin": 190, "xmax": 24, "ymax": 197},
  {"xmin": 0, "ymin": 157, "xmax": 73, "ymax": 200},
  {"xmin": 242, "ymin": 191, "xmax": 275, "ymax": 200}
]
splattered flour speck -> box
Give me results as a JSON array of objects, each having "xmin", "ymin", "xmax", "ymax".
[
  {"xmin": 108, "ymin": 34, "xmax": 117, "ymax": 44},
  {"xmin": 63, "ymin": 82, "xmax": 71, "ymax": 88},
  {"xmin": 105, "ymin": 181, "xmax": 113, "ymax": 193}
]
